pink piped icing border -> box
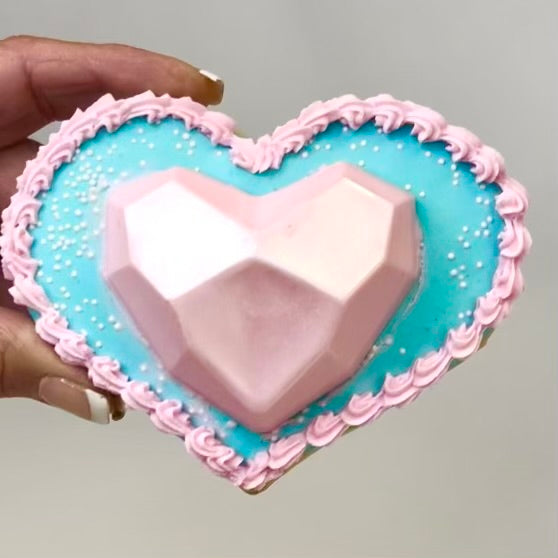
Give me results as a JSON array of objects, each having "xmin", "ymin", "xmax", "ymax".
[{"xmin": 0, "ymin": 92, "xmax": 530, "ymax": 492}]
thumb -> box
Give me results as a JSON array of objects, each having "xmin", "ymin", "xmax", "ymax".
[{"xmin": 0, "ymin": 307, "xmax": 125, "ymax": 423}]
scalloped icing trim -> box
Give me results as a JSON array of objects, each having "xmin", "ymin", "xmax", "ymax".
[{"xmin": 0, "ymin": 92, "xmax": 530, "ymax": 492}]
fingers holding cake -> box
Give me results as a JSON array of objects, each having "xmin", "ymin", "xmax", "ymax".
[
  {"xmin": 0, "ymin": 35, "xmax": 225, "ymax": 148},
  {"xmin": 0, "ymin": 307, "xmax": 125, "ymax": 423}
]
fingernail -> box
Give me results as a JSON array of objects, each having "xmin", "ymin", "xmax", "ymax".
[
  {"xmin": 199, "ymin": 69, "xmax": 222, "ymax": 83},
  {"xmin": 39, "ymin": 377, "xmax": 110, "ymax": 424}
]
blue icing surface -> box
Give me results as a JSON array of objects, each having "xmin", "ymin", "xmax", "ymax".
[{"xmin": 30, "ymin": 118, "xmax": 502, "ymax": 459}]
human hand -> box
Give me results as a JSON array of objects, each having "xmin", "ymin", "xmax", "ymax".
[{"xmin": 0, "ymin": 35, "xmax": 223, "ymax": 423}]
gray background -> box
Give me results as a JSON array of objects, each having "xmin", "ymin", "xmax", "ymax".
[{"xmin": 0, "ymin": 1, "xmax": 556, "ymax": 557}]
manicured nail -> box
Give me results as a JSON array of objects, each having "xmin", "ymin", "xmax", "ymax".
[
  {"xmin": 39, "ymin": 377, "xmax": 110, "ymax": 424},
  {"xmin": 199, "ymin": 69, "xmax": 222, "ymax": 83}
]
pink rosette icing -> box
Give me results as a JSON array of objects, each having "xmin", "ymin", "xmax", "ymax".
[
  {"xmin": 9, "ymin": 277, "xmax": 49, "ymax": 313},
  {"xmin": 336, "ymin": 94, "xmax": 375, "ymax": 129},
  {"xmin": 185, "ymin": 427, "xmax": 243, "ymax": 475},
  {"xmin": 198, "ymin": 111, "xmax": 235, "ymax": 146},
  {"xmin": 88, "ymin": 355, "xmax": 128, "ymax": 392},
  {"xmin": 412, "ymin": 347, "xmax": 452, "ymax": 388},
  {"xmin": 474, "ymin": 292, "xmax": 510, "ymax": 327},
  {"xmin": 54, "ymin": 330, "xmax": 93, "ymax": 366},
  {"xmin": 150, "ymin": 399, "xmax": 191, "ymax": 436},
  {"xmin": 234, "ymin": 451, "xmax": 271, "ymax": 490},
  {"xmin": 35, "ymin": 308, "xmax": 69, "ymax": 345},
  {"xmin": 470, "ymin": 145, "xmax": 505, "ymax": 184},
  {"xmin": 441, "ymin": 125, "xmax": 482, "ymax": 162},
  {"xmin": 267, "ymin": 433, "xmax": 307, "ymax": 469},
  {"xmin": 495, "ymin": 180, "xmax": 528, "ymax": 217},
  {"xmin": 340, "ymin": 393, "xmax": 384, "ymax": 426},
  {"xmin": 306, "ymin": 412, "xmax": 347, "ymax": 447},
  {"xmin": 382, "ymin": 372, "xmax": 420, "ymax": 407},
  {"xmin": 298, "ymin": 100, "xmax": 338, "ymax": 134},
  {"xmin": 122, "ymin": 380, "xmax": 160, "ymax": 412},
  {"xmin": 406, "ymin": 103, "xmax": 447, "ymax": 143},
  {"xmin": 0, "ymin": 91, "xmax": 529, "ymax": 492},
  {"xmin": 446, "ymin": 324, "xmax": 482, "ymax": 360},
  {"xmin": 499, "ymin": 219, "xmax": 532, "ymax": 259}
]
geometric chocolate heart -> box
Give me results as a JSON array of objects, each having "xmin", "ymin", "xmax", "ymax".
[{"xmin": 103, "ymin": 163, "xmax": 420, "ymax": 431}]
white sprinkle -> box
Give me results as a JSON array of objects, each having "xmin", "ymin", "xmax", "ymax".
[
  {"xmin": 349, "ymin": 143, "xmax": 357, "ymax": 150},
  {"xmin": 384, "ymin": 335, "xmax": 394, "ymax": 346},
  {"xmin": 182, "ymin": 132, "xmax": 190, "ymax": 140},
  {"xmin": 173, "ymin": 129, "xmax": 180, "ymax": 136},
  {"xmin": 463, "ymin": 241, "xmax": 471, "ymax": 249},
  {"xmin": 372, "ymin": 145, "xmax": 380, "ymax": 152},
  {"xmin": 53, "ymin": 264, "xmax": 61, "ymax": 271},
  {"xmin": 95, "ymin": 341, "xmax": 103, "ymax": 349},
  {"xmin": 46, "ymin": 277, "xmax": 53, "ymax": 284},
  {"xmin": 437, "ymin": 157, "xmax": 445, "ymax": 165},
  {"xmin": 487, "ymin": 216, "xmax": 493, "ymax": 223},
  {"xmin": 397, "ymin": 143, "xmax": 404, "ymax": 150},
  {"xmin": 131, "ymin": 138, "xmax": 137, "ymax": 144},
  {"xmin": 120, "ymin": 171, "xmax": 128, "ymax": 178},
  {"xmin": 450, "ymin": 269, "xmax": 458, "ymax": 277},
  {"xmin": 451, "ymin": 164, "xmax": 457, "ymax": 171},
  {"xmin": 458, "ymin": 312, "xmax": 465, "ymax": 319},
  {"xmin": 107, "ymin": 167, "xmax": 114, "ymax": 174},
  {"xmin": 108, "ymin": 315, "xmax": 116, "ymax": 323},
  {"xmin": 63, "ymin": 291, "xmax": 70, "ymax": 298},
  {"xmin": 91, "ymin": 299, "xmax": 98, "ymax": 305},
  {"xmin": 474, "ymin": 230, "xmax": 481, "ymax": 237},
  {"xmin": 358, "ymin": 160, "xmax": 365, "ymax": 167},
  {"xmin": 113, "ymin": 322, "xmax": 123, "ymax": 331},
  {"xmin": 74, "ymin": 305, "xmax": 82, "ymax": 313},
  {"xmin": 91, "ymin": 316, "xmax": 97, "ymax": 323},
  {"xmin": 447, "ymin": 252, "xmax": 456, "ymax": 260},
  {"xmin": 425, "ymin": 151, "xmax": 432, "ymax": 158},
  {"xmin": 98, "ymin": 323, "xmax": 105, "ymax": 331},
  {"xmin": 325, "ymin": 143, "xmax": 331, "ymax": 150},
  {"xmin": 459, "ymin": 281, "xmax": 467, "ymax": 289},
  {"xmin": 476, "ymin": 196, "xmax": 483, "ymax": 204},
  {"xmin": 139, "ymin": 363, "xmax": 148, "ymax": 372},
  {"xmin": 452, "ymin": 180, "xmax": 459, "ymax": 186},
  {"xmin": 453, "ymin": 172, "xmax": 460, "ymax": 179},
  {"xmin": 54, "ymin": 254, "xmax": 62, "ymax": 262},
  {"xmin": 360, "ymin": 139, "xmax": 367, "ymax": 146},
  {"xmin": 484, "ymin": 199, "xmax": 490, "ymax": 206},
  {"xmin": 301, "ymin": 152, "xmax": 309, "ymax": 159},
  {"xmin": 314, "ymin": 144, "xmax": 321, "ymax": 151},
  {"xmin": 216, "ymin": 150, "xmax": 223, "ymax": 157},
  {"xmin": 399, "ymin": 348, "xmax": 406, "ymax": 355},
  {"xmin": 458, "ymin": 236, "xmax": 464, "ymax": 242},
  {"xmin": 189, "ymin": 140, "xmax": 196, "ymax": 147},
  {"xmin": 136, "ymin": 127, "xmax": 144, "ymax": 135},
  {"xmin": 70, "ymin": 270, "xmax": 78, "ymax": 278},
  {"xmin": 459, "ymin": 264, "xmax": 466, "ymax": 271},
  {"xmin": 476, "ymin": 261, "xmax": 483, "ymax": 268},
  {"xmin": 480, "ymin": 221, "xmax": 488, "ymax": 229},
  {"xmin": 175, "ymin": 143, "xmax": 183, "ymax": 149},
  {"xmin": 148, "ymin": 143, "xmax": 155, "ymax": 149},
  {"xmin": 483, "ymin": 230, "xmax": 490, "ymax": 237},
  {"xmin": 65, "ymin": 260, "xmax": 72, "ymax": 267},
  {"xmin": 418, "ymin": 191, "xmax": 426, "ymax": 198},
  {"xmin": 404, "ymin": 184, "xmax": 412, "ymax": 191},
  {"xmin": 139, "ymin": 160, "xmax": 147, "ymax": 168},
  {"xmin": 462, "ymin": 226, "xmax": 469, "ymax": 232},
  {"xmin": 466, "ymin": 310, "xmax": 472, "ymax": 317}
]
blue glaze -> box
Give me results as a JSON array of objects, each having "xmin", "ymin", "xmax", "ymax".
[{"xmin": 30, "ymin": 118, "xmax": 502, "ymax": 458}]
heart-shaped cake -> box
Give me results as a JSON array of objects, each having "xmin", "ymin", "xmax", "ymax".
[{"xmin": 0, "ymin": 92, "xmax": 530, "ymax": 492}]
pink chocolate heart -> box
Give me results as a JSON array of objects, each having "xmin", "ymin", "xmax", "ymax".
[{"xmin": 103, "ymin": 162, "xmax": 420, "ymax": 431}]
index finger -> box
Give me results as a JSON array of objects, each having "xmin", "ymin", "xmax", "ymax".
[{"xmin": 0, "ymin": 35, "xmax": 224, "ymax": 148}]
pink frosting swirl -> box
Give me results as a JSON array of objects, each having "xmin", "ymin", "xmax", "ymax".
[
  {"xmin": 35, "ymin": 308, "xmax": 69, "ymax": 345},
  {"xmin": 499, "ymin": 219, "xmax": 531, "ymax": 259},
  {"xmin": 88, "ymin": 355, "xmax": 128, "ymax": 391},
  {"xmin": 406, "ymin": 103, "xmax": 446, "ymax": 142},
  {"xmin": 441, "ymin": 125, "xmax": 482, "ymax": 162},
  {"xmin": 122, "ymin": 380, "xmax": 159, "ymax": 412},
  {"xmin": 199, "ymin": 111, "xmax": 235, "ymax": 146},
  {"xmin": 235, "ymin": 451, "xmax": 270, "ymax": 490},
  {"xmin": 54, "ymin": 330, "xmax": 93, "ymax": 366},
  {"xmin": 470, "ymin": 145, "xmax": 504, "ymax": 183},
  {"xmin": 413, "ymin": 347, "xmax": 452, "ymax": 387},
  {"xmin": 382, "ymin": 372, "xmax": 419, "ymax": 407},
  {"xmin": 495, "ymin": 179, "xmax": 528, "ymax": 217},
  {"xmin": 150, "ymin": 399, "xmax": 190, "ymax": 436},
  {"xmin": 169, "ymin": 96, "xmax": 206, "ymax": 130},
  {"xmin": 340, "ymin": 393, "xmax": 383, "ymax": 426},
  {"xmin": 306, "ymin": 412, "xmax": 347, "ymax": 447},
  {"xmin": 272, "ymin": 122, "xmax": 311, "ymax": 153},
  {"xmin": 298, "ymin": 100, "xmax": 338, "ymax": 133},
  {"xmin": 370, "ymin": 99, "xmax": 406, "ymax": 132},
  {"xmin": 9, "ymin": 277, "xmax": 49, "ymax": 312},
  {"xmin": 474, "ymin": 292, "xmax": 509, "ymax": 327},
  {"xmin": 492, "ymin": 256, "xmax": 522, "ymax": 299},
  {"xmin": 268, "ymin": 433, "xmax": 306, "ymax": 469},
  {"xmin": 231, "ymin": 136, "xmax": 284, "ymax": 172},
  {"xmin": 446, "ymin": 324, "xmax": 482, "ymax": 360},
  {"xmin": 335, "ymin": 94, "xmax": 374, "ymax": 129},
  {"xmin": 185, "ymin": 427, "xmax": 243, "ymax": 475}
]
